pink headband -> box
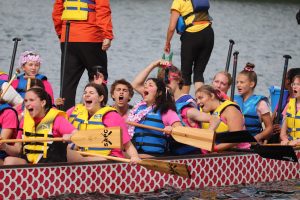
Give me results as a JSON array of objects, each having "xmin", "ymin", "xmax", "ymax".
[{"xmin": 19, "ymin": 51, "xmax": 42, "ymax": 66}]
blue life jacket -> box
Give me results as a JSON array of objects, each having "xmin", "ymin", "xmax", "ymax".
[
  {"xmin": 132, "ymin": 105, "xmax": 168, "ymax": 154},
  {"xmin": 176, "ymin": 94, "xmax": 197, "ymax": 108},
  {"xmin": 176, "ymin": 0, "xmax": 210, "ymax": 34},
  {"xmin": 169, "ymin": 102, "xmax": 200, "ymax": 155},
  {"xmin": 16, "ymin": 73, "xmax": 47, "ymax": 98},
  {"xmin": 0, "ymin": 80, "xmax": 6, "ymax": 88},
  {"xmin": 234, "ymin": 95, "xmax": 268, "ymax": 136}
]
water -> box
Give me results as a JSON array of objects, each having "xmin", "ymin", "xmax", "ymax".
[{"xmin": 0, "ymin": 0, "xmax": 299, "ymax": 199}]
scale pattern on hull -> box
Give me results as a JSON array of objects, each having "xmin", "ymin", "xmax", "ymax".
[{"xmin": 1, "ymin": 151, "xmax": 299, "ymax": 199}]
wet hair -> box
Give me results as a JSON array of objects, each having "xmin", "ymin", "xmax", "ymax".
[
  {"xmin": 30, "ymin": 78, "xmax": 45, "ymax": 89},
  {"xmin": 157, "ymin": 65, "xmax": 184, "ymax": 89},
  {"xmin": 239, "ymin": 62, "xmax": 257, "ymax": 88},
  {"xmin": 84, "ymin": 82, "xmax": 108, "ymax": 107},
  {"xmin": 287, "ymin": 68, "xmax": 300, "ymax": 84},
  {"xmin": 110, "ymin": 79, "xmax": 134, "ymax": 100},
  {"xmin": 195, "ymin": 85, "xmax": 223, "ymax": 101},
  {"xmin": 146, "ymin": 78, "xmax": 176, "ymax": 115},
  {"xmin": 26, "ymin": 87, "xmax": 52, "ymax": 112},
  {"xmin": 213, "ymin": 71, "xmax": 232, "ymax": 87}
]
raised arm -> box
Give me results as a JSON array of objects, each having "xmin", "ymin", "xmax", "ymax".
[{"xmin": 131, "ymin": 59, "xmax": 163, "ymax": 95}]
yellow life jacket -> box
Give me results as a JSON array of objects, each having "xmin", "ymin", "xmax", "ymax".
[
  {"xmin": 70, "ymin": 104, "xmax": 116, "ymax": 155},
  {"xmin": 0, "ymin": 71, "xmax": 6, "ymax": 75},
  {"xmin": 202, "ymin": 100, "xmax": 240, "ymax": 133},
  {"xmin": 286, "ymin": 98, "xmax": 300, "ymax": 139},
  {"xmin": 61, "ymin": 0, "xmax": 95, "ymax": 21},
  {"xmin": 23, "ymin": 108, "xmax": 67, "ymax": 164}
]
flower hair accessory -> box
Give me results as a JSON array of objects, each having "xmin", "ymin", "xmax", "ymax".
[
  {"xmin": 19, "ymin": 51, "xmax": 42, "ymax": 67},
  {"xmin": 127, "ymin": 101, "xmax": 154, "ymax": 138}
]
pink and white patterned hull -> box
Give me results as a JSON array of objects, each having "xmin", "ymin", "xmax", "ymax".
[{"xmin": 0, "ymin": 151, "xmax": 299, "ymax": 199}]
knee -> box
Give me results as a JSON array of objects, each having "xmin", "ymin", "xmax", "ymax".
[{"xmin": 4, "ymin": 157, "xmax": 26, "ymax": 165}]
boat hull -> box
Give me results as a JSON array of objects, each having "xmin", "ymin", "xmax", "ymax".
[{"xmin": 1, "ymin": 150, "xmax": 299, "ymax": 199}]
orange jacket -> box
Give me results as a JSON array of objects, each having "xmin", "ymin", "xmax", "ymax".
[{"xmin": 52, "ymin": 0, "xmax": 114, "ymax": 42}]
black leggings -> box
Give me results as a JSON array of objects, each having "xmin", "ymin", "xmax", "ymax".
[
  {"xmin": 60, "ymin": 42, "xmax": 108, "ymax": 110},
  {"xmin": 180, "ymin": 25, "xmax": 214, "ymax": 85}
]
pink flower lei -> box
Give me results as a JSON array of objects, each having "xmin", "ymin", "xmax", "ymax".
[
  {"xmin": 19, "ymin": 51, "xmax": 42, "ymax": 67},
  {"xmin": 127, "ymin": 101, "xmax": 154, "ymax": 138}
]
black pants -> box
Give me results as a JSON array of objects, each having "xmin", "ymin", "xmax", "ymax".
[
  {"xmin": 180, "ymin": 25, "xmax": 214, "ymax": 85},
  {"xmin": 60, "ymin": 42, "xmax": 107, "ymax": 110}
]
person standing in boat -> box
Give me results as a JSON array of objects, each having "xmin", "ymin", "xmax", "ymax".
[
  {"xmin": 129, "ymin": 60, "xmax": 183, "ymax": 157},
  {"xmin": 67, "ymin": 83, "xmax": 140, "ymax": 163},
  {"xmin": 280, "ymin": 75, "xmax": 300, "ymax": 146},
  {"xmin": 234, "ymin": 63, "xmax": 272, "ymax": 143},
  {"xmin": 52, "ymin": 0, "xmax": 113, "ymax": 111},
  {"xmin": 110, "ymin": 79, "xmax": 134, "ymax": 120},
  {"xmin": 3, "ymin": 87, "xmax": 76, "ymax": 165},
  {"xmin": 164, "ymin": 0, "xmax": 214, "ymax": 94},
  {"xmin": 212, "ymin": 71, "xmax": 232, "ymax": 100},
  {"xmin": 196, "ymin": 85, "xmax": 249, "ymax": 151},
  {"xmin": 12, "ymin": 51, "xmax": 54, "ymax": 103},
  {"xmin": 157, "ymin": 64, "xmax": 220, "ymax": 155},
  {"xmin": 0, "ymin": 100, "xmax": 18, "ymax": 165}
]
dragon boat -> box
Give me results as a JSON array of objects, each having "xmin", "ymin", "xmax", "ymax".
[{"xmin": 0, "ymin": 149, "xmax": 299, "ymax": 199}]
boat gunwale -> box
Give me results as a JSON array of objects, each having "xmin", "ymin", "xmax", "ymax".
[{"xmin": 0, "ymin": 150, "xmax": 255, "ymax": 170}]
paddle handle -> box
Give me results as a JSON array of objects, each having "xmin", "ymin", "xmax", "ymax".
[
  {"xmin": 225, "ymin": 39, "xmax": 235, "ymax": 72},
  {"xmin": 0, "ymin": 138, "xmax": 65, "ymax": 143},
  {"xmin": 230, "ymin": 51, "xmax": 239, "ymax": 101},
  {"xmin": 127, "ymin": 121, "xmax": 205, "ymax": 140},
  {"xmin": 0, "ymin": 69, "xmax": 20, "ymax": 99},
  {"xmin": 79, "ymin": 151, "xmax": 131, "ymax": 163},
  {"xmin": 274, "ymin": 55, "xmax": 291, "ymax": 124},
  {"xmin": 8, "ymin": 38, "xmax": 21, "ymax": 80},
  {"xmin": 261, "ymin": 143, "xmax": 300, "ymax": 147}
]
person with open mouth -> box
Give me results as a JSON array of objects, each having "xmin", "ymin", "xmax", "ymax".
[
  {"xmin": 280, "ymin": 75, "xmax": 300, "ymax": 146},
  {"xmin": 67, "ymin": 82, "xmax": 140, "ymax": 163},
  {"xmin": 234, "ymin": 63, "xmax": 272, "ymax": 143},
  {"xmin": 196, "ymin": 85, "xmax": 249, "ymax": 152},
  {"xmin": 157, "ymin": 64, "xmax": 220, "ymax": 155},
  {"xmin": 110, "ymin": 79, "xmax": 134, "ymax": 120},
  {"xmin": 3, "ymin": 87, "xmax": 76, "ymax": 165},
  {"xmin": 129, "ymin": 59, "xmax": 182, "ymax": 158}
]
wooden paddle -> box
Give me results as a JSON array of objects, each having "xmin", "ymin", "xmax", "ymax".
[
  {"xmin": 127, "ymin": 121, "xmax": 215, "ymax": 151},
  {"xmin": 0, "ymin": 68, "xmax": 20, "ymax": 99},
  {"xmin": 0, "ymin": 127, "xmax": 122, "ymax": 148},
  {"xmin": 79, "ymin": 151, "xmax": 191, "ymax": 178},
  {"xmin": 251, "ymin": 144, "xmax": 298, "ymax": 163}
]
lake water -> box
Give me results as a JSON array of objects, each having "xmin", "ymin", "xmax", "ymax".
[{"xmin": 0, "ymin": 0, "xmax": 299, "ymax": 199}]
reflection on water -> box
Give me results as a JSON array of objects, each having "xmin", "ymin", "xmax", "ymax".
[{"xmin": 50, "ymin": 179, "xmax": 300, "ymax": 199}]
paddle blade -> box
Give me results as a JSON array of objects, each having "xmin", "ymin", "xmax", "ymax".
[
  {"xmin": 252, "ymin": 145, "xmax": 298, "ymax": 163},
  {"xmin": 171, "ymin": 127, "xmax": 215, "ymax": 151},
  {"xmin": 216, "ymin": 130, "xmax": 257, "ymax": 143},
  {"xmin": 141, "ymin": 159, "xmax": 191, "ymax": 178},
  {"xmin": 71, "ymin": 127, "xmax": 122, "ymax": 148}
]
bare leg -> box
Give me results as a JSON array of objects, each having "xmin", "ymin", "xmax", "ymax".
[
  {"xmin": 4, "ymin": 157, "xmax": 27, "ymax": 165},
  {"xmin": 67, "ymin": 149, "xmax": 107, "ymax": 162},
  {"xmin": 194, "ymin": 81, "xmax": 204, "ymax": 93}
]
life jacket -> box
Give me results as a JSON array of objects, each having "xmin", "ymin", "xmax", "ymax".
[
  {"xmin": 202, "ymin": 100, "xmax": 240, "ymax": 133},
  {"xmin": 70, "ymin": 104, "xmax": 116, "ymax": 156},
  {"xmin": 286, "ymin": 98, "xmax": 300, "ymax": 140},
  {"xmin": 169, "ymin": 102, "xmax": 200, "ymax": 155},
  {"xmin": 176, "ymin": 0, "xmax": 211, "ymax": 34},
  {"xmin": 234, "ymin": 95, "xmax": 268, "ymax": 136},
  {"xmin": 22, "ymin": 108, "xmax": 68, "ymax": 164},
  {"xmin": 16, "ymin": 73, "xmax": 47, "ymax": 98},
  {"xmin": 132, "ymin": 105, "xmax": 168, "ymax": 154},
  {"xmin": 61, "ymin": 0, "xmax": 96, "ymax": 21},
  {"xmin": 176, "ymin": 94, "xmax": 197, "ymax": 108}
]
